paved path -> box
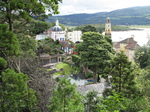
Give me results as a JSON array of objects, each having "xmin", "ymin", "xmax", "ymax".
[{"xmin": 77, "ymin": 78, "xmax": 110, "ymax": 96}]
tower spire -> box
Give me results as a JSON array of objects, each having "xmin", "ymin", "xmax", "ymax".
[{"xmin": 56, "ymin": 19, "xmax": 59, "ymax": 26}]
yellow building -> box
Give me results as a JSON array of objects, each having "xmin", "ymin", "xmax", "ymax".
[
  {"xmin": 105, "ymin": 17, "xmax": 111, "ymax": 36},
  {"xmin": 113, "ymin": 35, "xmax": 139, "ymax": 61}
]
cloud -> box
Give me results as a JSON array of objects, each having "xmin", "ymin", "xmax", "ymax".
[{"xmin": 57, "ymin": 0, "xmax": 150, "ymax": 15}]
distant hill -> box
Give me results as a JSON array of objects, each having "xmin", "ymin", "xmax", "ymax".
[{"xmin": 45, "ymin": 6, "xmax": 150, "ymax": 26}]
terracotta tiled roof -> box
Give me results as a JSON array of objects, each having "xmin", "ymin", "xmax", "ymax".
[
  {"xmin": 125, "ymin": 42, "xmax": 137, "ymax": 50},
  {"xmin": 113, "ymin": 37, "xmax": 138, "ymax": 50},
  {"xmin": 119, "ymin": 37, "xmax": 136, "ymax": 44}
]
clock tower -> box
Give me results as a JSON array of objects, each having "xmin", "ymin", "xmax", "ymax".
[{"xmin": 105, "ymin": 17, "xmax": 111, "ymax": 36}]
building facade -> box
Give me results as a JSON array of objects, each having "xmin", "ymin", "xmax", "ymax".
[
  {"xmin": 105, "ymin": 17, "xmax": 111, "ymax": 37},
  {"xmin": 67, "ymin": 31, "xmax": 82, "ymax": 43},
  {"xmin": 35, "ymin": 33, "xmax": 48, "ymax": 40},
  {"xmin": 113, "ymin": 35, "xmax": 139, "ymax": 61},
  {"xmin": 47, "ymin": 20, "xmax": 66, "ymax": 41}
]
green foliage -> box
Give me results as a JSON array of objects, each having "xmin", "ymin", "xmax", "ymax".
[
  {"xmin": 38, "ymin": 38, "xmax": 63, "ymax": 55},
  {"xmin": 76, "ymin": 32, "xmax": 114, "ymax": 82},
  {"xmin": 14, "ymin": 20, "xmax": 53, "ymax": 36},
  {"xmin": 84, "ymin": 91, "xmax": 100, "ymax": 112},
  {"xmin": 97, "ymin": 92, "xmax": 126, "ymax": 111},
  {"xmin": 107, "ymin": 51, "xmax": 139, "ymax": 98},
  {"xmin": 29, "ymin": 20, "xmax": 52, "ymax": 35},
  {"xmin": 72, "ymin": 54, "xmax": 81, "ymax": 66},
  {"xmin": 17, "ymin": 33, "xmax": 37, "ymax": 51},
  {"xmin": 134, "ymin": 45, "xmax": 150, "ymax": 68},
  {"xmin": 120, "ymin": 96, "xmax": 150, "ymax": 112},
  {"xmin": 97, "ymin": 92, "xmax": 150, "ymax": 112},
  {"xmin": 0, "ymin": 0, "xmax": 62, "ymax": 31},
  {"xmin": 0, "ymin": 57, "xmax": 7, "ymax": 70},
  {"xmin": 0, "ymin": 69, "xmax": 37, "ymax": 112},
  {"xmin": 75, "ymin": 25, "xmax": 97, "ymax": 33},
  {"xmin": 55, "ymin": 62, "xmax": 72, "ymax": 75},
  {"xmin": 48, "ymin": 78, "xmax": 84, "ymax": 112},
  {"xmin": 75, "ymin": 24, "xmax": 131, "ymax": 33},
  {"xmin": 135, "ymin": 68, "xmax": 150, "ymax": 97},
  {"xmin": 111, "ymin": 25, "xmax": 131, "ymax": 31},
  {"xmin": 0, "ymin": 24, "xmax": 19, "ymax": 57},
  {"xmin": 85, "ymin": 72, "xmax": 93, "ymax": 78}
]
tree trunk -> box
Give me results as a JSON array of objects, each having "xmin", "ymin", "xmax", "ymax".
[
  {"xmin": 93, "ymin": 66, "xmax": 98, "ymax": 83},
  {"xmin": 6, "ymin": 3, "xmax": 13, "ymax": 31},
  {"xmin": 83, "ymin": 66, "xmax": 88, "ymax": 74},
  {"xmin": 119, "ymin": 64, "xmax": 122, "ymax": 92}
]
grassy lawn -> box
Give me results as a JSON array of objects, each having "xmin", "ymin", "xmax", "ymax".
[
  {"xmin": 53, "ymin": 71, "xmax": 62, "ymax": 76},
  {"xmin": 47, "ymin": 69, "xmax": 53, "ymax": 71},
  {"xmin": 53, "ymin": 62, "xmax": 72, "ymax": 76}
]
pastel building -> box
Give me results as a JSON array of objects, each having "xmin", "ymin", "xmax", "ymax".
[
  {"xmin": 67, "ymin": 31, "xmax": 82, "ymax": 43},
  {"xmin": 47, "ymin": 20, "xmax": 66, "ymax": 41},
  {"xmin": 113, "ymin": 35, "xmax": 139, "ymax": 61}
]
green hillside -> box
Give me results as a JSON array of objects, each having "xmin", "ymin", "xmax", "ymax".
[{"xmin": 45, "ymin": 6, "xmax": 150, "ymax": 26}]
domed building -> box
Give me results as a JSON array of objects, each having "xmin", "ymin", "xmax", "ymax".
[
  {"xmin": 52, "ymin": 20, "xmax": 63, "ymax": 31},
  {"xmin": 47, "ymin": 20, "xmax": 66, "ymax": 41}
]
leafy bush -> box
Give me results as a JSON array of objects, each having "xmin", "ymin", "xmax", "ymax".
[{"xmin": 85, "ymin": 72, "xmax": 92, "ymax": 78}]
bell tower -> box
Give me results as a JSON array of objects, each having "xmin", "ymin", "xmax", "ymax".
[{"xmin": 105, "ymin": 17, "xmax": 111, "ymax": 37}]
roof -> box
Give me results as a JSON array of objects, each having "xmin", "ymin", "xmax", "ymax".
[
  {"xmin": 52, "ymin": 19, "xmax": 63, "ymax": 31},
  {"xmin": 113, "ymin": 36, "xmax": 138, "ymax": 50},
  {"xmin": 47, "ymin": 20, "xmax": 63, "ymax": 32},
  {"xmin": 119, "ymin": 37, "xmax": 136, "ymax": 44},
  {"xmin": 125, "ymin": 42, "xmax": 137, "ymax": 50},
  {"xmin": 52, "ymin": 25, "xmax": 63, "ymax": 31},
  {"xmin": 113, "ymin": 42, "xmax": 120, "ymax": 48},
  {"xmin": 106, "ymin": 17, "xmax": 110, "ymax": 19},
  {"xmin": 39, "ymin": 54, "xmax": 65, "ymax": 58}
]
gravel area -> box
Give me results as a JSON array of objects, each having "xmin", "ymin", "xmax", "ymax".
[{"xmin": 77, "ymin": 78, "xmax": 109, "ymax": 96}]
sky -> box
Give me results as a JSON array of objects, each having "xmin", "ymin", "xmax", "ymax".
[{"xmin": 56, "ymin": 0, "xmax": 150, "ymax": 15}]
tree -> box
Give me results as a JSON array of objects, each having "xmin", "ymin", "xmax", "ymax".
[
  {"xmin": 0, "ymin": 24, "xmax": 19, "ymax": 57},
  {"xmin": 38, "ymin": 38, "xmax": 63, "ymax": 55},
  {"xmin": 0, "ymin": 68, "xmax": 37, "ymax": 112},
  {"xmin": 28, "ymin": 20, "xmax": 52, "ymax": 35},
  {"xmin": 108, "ymin": 51, "xmax": 139, "ymax": 98},
  {"xmin": 13, "ymin": 20, "xmax": 52, "ymax": 36},
  {"xmin": 48, "ymin": 78, "xmax": 84, "ymax": 112},
  {"xmin": 76, "ymin": 25, "xmax": 97, "ymax": 33},
  {"xmin": 72, "ymin": 54, "xmax": 81, "ymax": 66},
  {"xmin": 0, "ymin": 57, "xmax": 7, "ymax": 71},
  {"xmin": 135, "ymin": 67, "xmax": 150, "ymax": 97},
  {"xmin": 0, "ymin": 0, "xmax": 62, "ymax": 31},
  {"xmin": 97, "ymin": 91, "xmax": 126, "ymax": 111},
  {"xmin": 134, "ymin": 45, "xmax": 150, "ymax": 68},
  {"xmin": 84, "ymin": 91, "xmax": 100, "ymax": 112},
  {"xmin": 76, "ymin": 32, "xmax": 113, "ymax": 82}
]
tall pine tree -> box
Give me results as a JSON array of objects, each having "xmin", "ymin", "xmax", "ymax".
[
  {"xmin": 108, "ymin": 51, "xmax": 139, "ymax": 98},
  {"xmin": 48, "ymin": 78, "xmax": 84, "ymax": 112}
]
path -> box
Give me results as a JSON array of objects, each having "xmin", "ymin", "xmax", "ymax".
[{"xmin": 77, "ymin": 78, "xmax": 110, "ymax": 96}]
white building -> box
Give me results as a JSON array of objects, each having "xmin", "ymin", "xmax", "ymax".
[
  {"xmin": 47, "ymin": 20, "xmax": 66, "ymax": 41},
  {"xmin": 67, "ymin": 31, "xmax": 82, "ymax": 43},
  {"xmin": 35, "ymin": 33, "xmax": 48, "ymax": 40}
]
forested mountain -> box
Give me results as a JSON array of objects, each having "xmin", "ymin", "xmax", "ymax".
[{"xmin": 46, "ymin": 6, "xmax": 150, "ymax": 26}]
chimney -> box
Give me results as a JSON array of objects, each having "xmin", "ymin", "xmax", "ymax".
[{"xmin": 131, "ymin": 35, "xmax": 134, "ymax": 39}]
